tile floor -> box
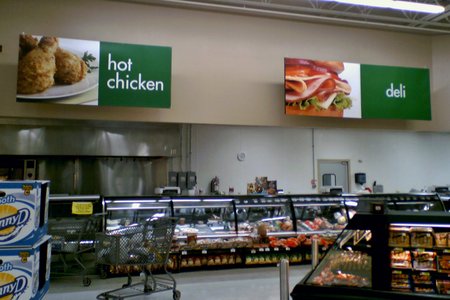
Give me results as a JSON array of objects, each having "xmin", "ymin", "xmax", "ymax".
[{"xmin": 45, "ymin": 264, "xmax": 311, "ymax": 300}]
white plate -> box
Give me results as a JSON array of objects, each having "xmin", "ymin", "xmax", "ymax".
[
  {"xmin": 17, "ymin": 70, "xmax": 98, "ymax": 99},
  {"xmin": 17, "ymin": 37, "xmax": 100, "ymax": 100}
]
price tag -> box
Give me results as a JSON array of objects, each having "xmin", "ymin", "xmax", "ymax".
[
  {"xmin": 202, "ymin": 250, "xmax": 207, "ymax": 254},
  {"xmin": 230, "ymin": 248, "xmax": 236, "ymax": 253},
  {"xmin": 265, "ymin": 248, "xmax": 270, "ymax": 252},
  {"xmin": 274, "ymin": 247, "xmax": 279, "ymax": 252},
  {"xmin": 251, "ymin": 250, "xmax": 256, "ymax": 254},
  {"xmin": 444, "ymin": 249, "xmax": 450, "ymax": 254},
  {"xmin": 181, "ymin": 251, "xmax": 187, "ymax": 255},
  {"xmin": 259, "ymin": 248, "xmax": 264, "ymax": 252},
  {"xmin": 286, "ymin": 247, "xmax": 291, "ymax": 251}
]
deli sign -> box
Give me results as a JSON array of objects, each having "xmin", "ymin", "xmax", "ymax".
[
  {"xmin": 284, "ymin": 58, "xmax": 431, "ymax": 120},
  {"xmin": 360, "ymin": 64, "xmax": 430, "ymax": 120}
]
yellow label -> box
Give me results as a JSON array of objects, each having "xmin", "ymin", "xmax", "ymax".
[{"xmin": 72, "ymin": 202, "xmax": 93, "ymax": 215}]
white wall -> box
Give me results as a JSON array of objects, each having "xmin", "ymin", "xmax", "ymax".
[{"xmin": 191, "ymin": 125, "xmax": 450, "ymax": 194}]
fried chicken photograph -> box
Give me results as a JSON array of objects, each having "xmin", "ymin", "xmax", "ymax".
[
  {"xmin": 17, "ymin": 36, "xmax": 59, "ymax": 94},
  {"xmin": 19, "ymin": 34, "xmax": 38, "ymax": 59},
  {"xmin": 54, "ymin": 47, "xmax": 88, "ymax": 84},
  {"xmin": 17, "ymin": 34, "xmax": 94, "ymax": 96}
]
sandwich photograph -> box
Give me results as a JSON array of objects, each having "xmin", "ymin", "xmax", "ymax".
[{"xmin": 284, "ymin": 58, "xmax": 361, "ymax": 118}]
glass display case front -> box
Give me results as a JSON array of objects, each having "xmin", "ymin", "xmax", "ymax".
[
  {"xmin": 305, "ymin": 229, "xmax": 373, "ymax": 288},
  {"xmin": 234, "ymin": 196, "xmax": 294, "ymax": 237},
  {"xmin": 292, "ymin": 195, "xmax": 357, "ymax": 233},
  {"xmin": 359, "ymin": 193, "xmax": 446, "ymax": 213},
  {"xmin": 104, "ymin": 196, "xmax": 171, "ymax": 231},
  {"xmin": 171, "ymin": 196, "xmax": 236, "ymax": 237}
]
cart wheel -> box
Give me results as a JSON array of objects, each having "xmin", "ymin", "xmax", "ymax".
[
  {"xmin": 83, "ymin": 277, "xmax": 92, "ymax": 287},
  {"xmin": 173, "ymin": 290, "xmax": 181, "ymax": 300},
  {"xmin": 99, "ymin": 265, "xmax": 109, "ymax": 279}
]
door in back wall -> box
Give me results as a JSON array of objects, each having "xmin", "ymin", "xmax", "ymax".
[{"xmin": 318, "ymin": 159, "xmax": 350, "ymax": 193}]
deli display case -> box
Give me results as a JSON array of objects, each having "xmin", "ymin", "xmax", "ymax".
[
  {"xmin": 170, "ymin": 196, "xmax": 248, "ymax": 269},
  {"xmin": 291, "ymin": 199, "xmax": 450, "ymax": 300}
]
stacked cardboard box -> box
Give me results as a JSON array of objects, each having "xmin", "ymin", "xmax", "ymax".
[{"xmin": 0, "ymin": 181, "xmax": 51, "ymax": 300}]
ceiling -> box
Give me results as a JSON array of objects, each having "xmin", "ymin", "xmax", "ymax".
[{"xmin": 118, "ymin": 0, "xmax": 450, "ymax": 34}]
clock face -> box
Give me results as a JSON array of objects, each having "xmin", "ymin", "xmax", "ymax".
[{"xmin": 237, "ymin": 152, "xmax": 246, "ymax": 161}]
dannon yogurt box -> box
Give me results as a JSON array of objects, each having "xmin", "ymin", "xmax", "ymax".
[
  {"xmin": 0, "ymin": 235, "xmax": 51, "ymax": 300},
  {"xmin": 0, "ymin": 181, "xmax": 50, "ymax": 247}
]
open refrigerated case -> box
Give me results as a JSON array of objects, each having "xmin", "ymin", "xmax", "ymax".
[{"xmin": 291, "ymin": 197, "xmax": 450, "ymax": 300}]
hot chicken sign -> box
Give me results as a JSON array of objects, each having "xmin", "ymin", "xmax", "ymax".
[
  {"xmin": 284, "ymin": 58, "xmax": 431, "ymax": 120},
  {"xmin": 16, "ymin": 34, "xmax": 172, "ymax": 108}
]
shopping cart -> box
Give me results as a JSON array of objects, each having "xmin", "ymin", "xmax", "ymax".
[
  {"xmin": 96, "ymin": 217, "xmax": 180, "ymax": 300},
  {"xmin": 49, "ymin": 213, "xmax": 104, "ymax": 286}
]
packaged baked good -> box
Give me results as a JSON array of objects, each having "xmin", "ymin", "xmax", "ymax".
[
  {"xmin": 436, "ymin": 280, "xmax": 450, "ymax": 295},
  {"xmin": 412, "ymin": 272, "xmax": 432, "ymax": 285},
  {"xmin": 414, "ymin": 286, "xmax": 435, "ymax": 294},
  {"xmin": 434, "ymin": 232, "xmax": 449, "ymax": 247},
  {"xmin": 411, "ymin": 227, "xmax": 434, "ymax": 248},
  {"xmin": 389, "ymin": 227, "xmax": 410, "ymax": 247},
  {"xmin": 391, "ymin": 270, "xmax": 411, "ymax": 291},
  {"xmin": 413, "ymin": 251, "xmax": 436, "ymax": 271},
  {"xmin": 391, "ymin": 249, "xmax": 412, "ymax": 269},
  {"xmin": 438, "ymin": 255, "xmax": 450, "ymax": 273}
]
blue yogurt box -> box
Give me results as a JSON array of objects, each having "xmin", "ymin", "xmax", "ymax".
[
  {"xmin": 0, "ymin": 235, "xmax": 51, "ymax": 300},
  {"xmin": 0, "ymin": 181, "xmax": 50, "ymax": 247}
]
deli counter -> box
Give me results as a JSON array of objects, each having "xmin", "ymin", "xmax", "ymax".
[{"xmin": 47, "ymin": 193, "xmax": 447, "ymax": 273}]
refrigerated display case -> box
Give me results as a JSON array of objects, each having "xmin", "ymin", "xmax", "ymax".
[
  {"xmin": 101, "ymin": 196, "xmax": 176, "ymax": 274},
  {"xmin": 234, "ymin": 196, "xmax": 294, "ymax": 237},
  {"xmin": 171, "ymin": 196, "xmax": 249, "ymax": 269},
  {"xmin": 291, "ymin": 202, "xmax": 450, "ymax": 300}
]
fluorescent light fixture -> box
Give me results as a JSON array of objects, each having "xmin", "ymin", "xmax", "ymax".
[
  {"xmin": 110, "ymin": 200, "xmax": 156, "ymax": 203},
  {"xmin": 391, "ymin": 223, "xmax": 450, "ymax": 228},
  {"xmin": 172, "ymin": 199, "xmax": 202, "ymax": 202},
  {"xmin": 326, "ymin": 0, "xmax": 445, "ymax": 14},
  {"xmin": 203, "ymin": 198, "xmax": 233, "ymax": 202}
]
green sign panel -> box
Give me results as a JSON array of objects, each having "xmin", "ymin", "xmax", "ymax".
[
  {"xmin": 361, "ymin": 65, "xmax": 430, "ymax": 120},
  {"xmin": 98, "ymin": 42, "xmax": 172, "ymax": 108}
]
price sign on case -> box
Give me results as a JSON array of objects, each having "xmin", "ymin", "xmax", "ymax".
[{"xmin": 72, "ymin": 202, "xmax": 93, "ymax": 215}]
